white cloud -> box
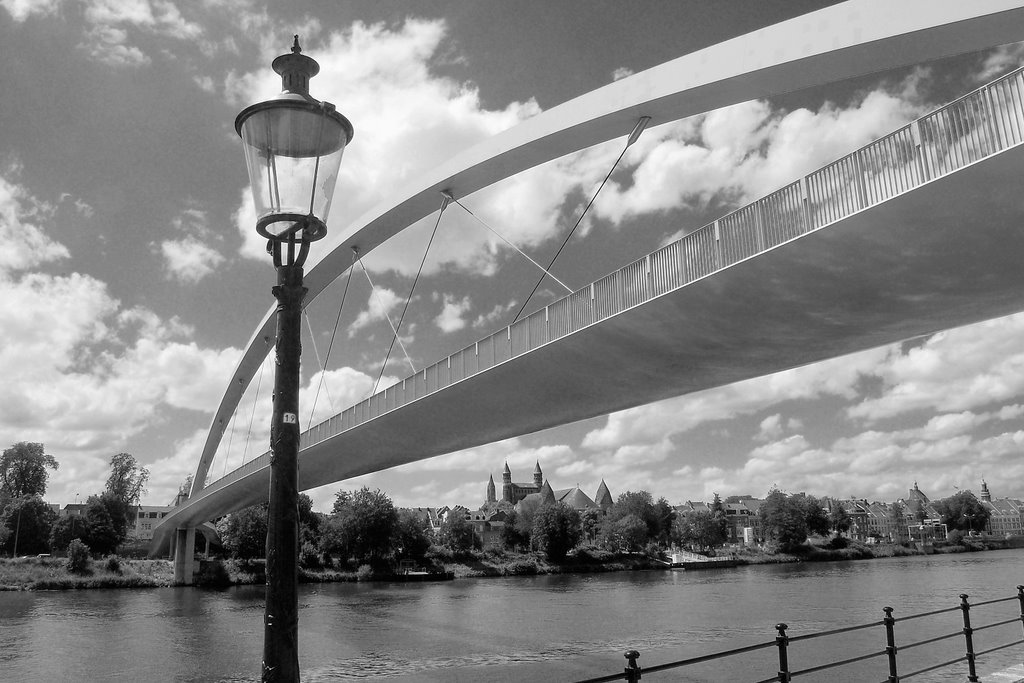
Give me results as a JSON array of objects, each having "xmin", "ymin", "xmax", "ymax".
[
  {"xmin": 434, "ymin": 294, "xmax": 471, "ymax": 333},
  {"xmin": 0, "ymin": 0, "xmax": 60, "ymax": 21},
  {"xmin": 848, "ymin": 314, "xmax": 1024, "ymax": 422},
  {"xmin": 349, "ymin": 286, "xmax": 402, "ymax": 336},
  {"xmin": 160, "ymin": 237, "xmax": 226, "ymax": 283}
]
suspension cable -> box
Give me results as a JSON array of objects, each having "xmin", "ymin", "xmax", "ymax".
[
  {"xmin": 446, "ymin": 192, "xmax": 574, "ymax": 294},
  {"xmin": 358, "ymin": 256, "xmax": 417, "ymax": 376},
  {"xmin": 307, "ymin": 251, "xmax": 357, "ymax": 430},
  {"xmin": 303, "ymin": 311, "xmax": 335, "ymax": 415},
  {"xmin": 512, "ymin": 116, "xmax": 650, "ymax": 323},
  {"xmin": 221, "ymin": 408, "xmax": 238, "ymax": 478},
  {"xmin": 371, "ymin": 196, "xmax": 449, "ymax": 397},
  {"xmin": 242, "ymin": 351, "xmax": 267, "ymax": 464}
]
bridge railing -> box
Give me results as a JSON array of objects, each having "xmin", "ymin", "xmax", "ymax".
[
  {"xmin": 572, "ymin": 587, "xmax": 1024, "ymax": 683},
  {"xmin": 206, "ymin": 65, "xmax": 1024, "ymax": 491}
]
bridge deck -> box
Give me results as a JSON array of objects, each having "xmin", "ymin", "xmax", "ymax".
[{"xmin": 156, "ymin": 66, "xmax": 1024, "ymax": 534}]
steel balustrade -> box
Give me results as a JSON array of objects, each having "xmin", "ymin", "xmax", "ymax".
[
  {"xmin": 572, "ymin": 586, "xmax": 1024, "ymax": 683},
  {"xmin": 201, "ymin": 65, "xmax": 1024, "ymax": 495}
]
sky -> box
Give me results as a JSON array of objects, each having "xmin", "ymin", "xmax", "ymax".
[{"xmin": 3, "ymin": 0, "xmax": 1024, "ymax": 514}]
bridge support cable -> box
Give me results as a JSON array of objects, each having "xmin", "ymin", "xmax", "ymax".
[
  {"xmin": 221, "ymin": 408, "xmax": 238, "ymax": 479},
  {"xmin": 303, "ymin": 311, "xmax": 335, "ymax": 417},
  {"xmin": 307, "ymin": 252, "xmax": 357, "ymax": 430},
  {"xmin": 370, "ymin": 195, "xmax": 450, "ymax": 398},
  {"xmin": 444, "ymin": 191, "xmax": 575, "ymax": 294},
  {"xmin": 241, "ymin": 352, "xmax": 268, "ymax": 466},
  {"xmin": 357, "ymin": 254, "xmax": 418, "ymax": 376},
  {"xmin": 512, "ymin": 116, "xmax": 650, "ymax": 324}
]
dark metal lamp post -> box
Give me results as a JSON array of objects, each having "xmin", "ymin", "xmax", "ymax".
[{"xmin": 235, "ymin": 36, "xmax": 353, "ymax": 683}]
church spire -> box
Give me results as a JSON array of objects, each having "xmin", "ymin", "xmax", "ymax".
[
  {"xmin": 486, "ymin": 474, "xmax": 496, "ymax": 503},
  {"xmin": 533, "ymin": 461, "xmax": 543, "ymax": 488}
]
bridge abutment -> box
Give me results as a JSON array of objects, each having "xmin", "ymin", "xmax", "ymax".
[{"xmin": 172, "ymin": 526, "xmax": 196, "ymax": 585}]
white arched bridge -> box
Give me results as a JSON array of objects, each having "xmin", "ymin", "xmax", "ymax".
[{"xmin": 154, "ymin": 0, "xmax": 1024, "ymax": 572}]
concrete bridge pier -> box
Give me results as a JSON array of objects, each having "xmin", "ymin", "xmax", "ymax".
[{"xmin": 172, "ymin": 526, "xmax": 196, "ymax": 585}]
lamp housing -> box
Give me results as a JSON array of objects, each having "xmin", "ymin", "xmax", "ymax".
[{"xmin": 235, "ymin": 38, "xmax": 353, "ymax": 243}]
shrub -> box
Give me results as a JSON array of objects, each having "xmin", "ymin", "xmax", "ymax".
[
  {"xmin": 195, "ymin": 560, "xmax": 232, "ymax": 588},
  {"xmin": 299, "ymin": 542, "xmax": 321, "ymax": 569},
  {"xmin": 66, "ymin": 539, "xmax": 91, "ymax": 574},
  {"xmin": 104, "ymin": 555, "xmax": 122, "ymax": 574},
  {"xmin": 825, "ymin": 536, "xmax": 849, "ymax": 550},
  {"xmin": 355, "ymin": 564, "xmax": 373, "ymax": 581}
]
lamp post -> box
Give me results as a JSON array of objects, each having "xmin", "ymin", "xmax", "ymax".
[{"xmin": 235, "ymin": 36, "xmax": 353, "ymax": 682}]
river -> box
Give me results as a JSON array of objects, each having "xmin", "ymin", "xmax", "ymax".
[{"xmin": 1, "ymin": 550, "xmax": 1022, "ymax": 682}]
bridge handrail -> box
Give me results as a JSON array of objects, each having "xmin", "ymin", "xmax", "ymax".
[
  {"xmin": 206, "ymin": 64, "xmax": 1024, "ymax": 491},
  {"xmin": 571, "ymin": 587, "xmax": 1024, "ymax": 683}
]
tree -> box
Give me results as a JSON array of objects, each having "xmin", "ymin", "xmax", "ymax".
[
  {"xmin": 606, "ymin": 491, "xmax": 659, "ymax": 542},
  {"xmin": 579, "ymin": 508, "xmax": 602, "ymax": 544},
  {"xmin": 888, "ymin": 502, "xmax": 907, "ymax": 542},
  {"xmin": 532, "ymin": 502, "xmax": 581, "ymax": 561},
  {"xmin": 325, "ymin": 487, "xmax": 397, "ymax": 564},
  {"xmin": 934, "ymin": 491, "xmax": 990, "ymax": 533},
  {"xmin": 829, "ymin": 504, "xmax": 851, "ymax": 535},
  {"xmin": 50, "ymin": 514, "xmax": 90, "ymax": 552},
  {"xmin": 103, "ymin": 453, "xmax": 149, "ymax": 536},
  {"xmin": 0, "ymin": 442, "xmax": 58, "ymax": 498},
  {"xmin": 393, "ymin": 510, "xmax": 432, "ymax": 560},
  {"xmin": 83, "ymin": 495, "xmax": 120, "ymax": 555},
  {"xmin": 675, "ymin": 510, "xmax": 728, "ymax": 552},
  {"xmin": 759, "ymin": 489, "xmax": 808, "ymax": 551},
  {"xmin": 216, "ymin": 503, "xmax": 269, "ymax": 559},
  {"xmin": 794, "ymin": 494, "xmax": 831, "ymax": 537},
  {"xmin": 653, "ymin": 497, "xmax": 676, "ymax": 546},
  {"xmin": 500, "ymin": 509, "xmax": 529, "ymax": 551},
  {"xmin": 438, "ymin": 512, "xmax": 476, "ymax": 552},
  {"xmin": 601, "ymin": 513, "xmax": 648, "ymax": 552},
  {"xmin": 1, "ymin": 495, "xmax": 56, "ymax": 556}
]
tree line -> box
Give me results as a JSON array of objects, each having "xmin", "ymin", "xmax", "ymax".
[{"xmin": 0, "ymin": 443, "xmax": 150, "ymax": 557}]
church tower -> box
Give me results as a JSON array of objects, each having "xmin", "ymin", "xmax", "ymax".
[
  {"xmin": 595, "ymin": 480, "xmax": 613, "ymax": 509},
  {"xmin": 486, "ymin": 474, "xmax": 496, "ymax": 504},
  {"xmin": 981, "ymin": 479, "xmax": 991, "ymax": 502},
  {"xmin": 540, "ymin": 480, "xmax": 555, "ymax": 506},
  {"xmin": 533, "ymin": 461, "xmax": 543, "ymax": 488},
  {"xmin": 502, "ymin": 462, "xmax": 512, "ymax": 503}
]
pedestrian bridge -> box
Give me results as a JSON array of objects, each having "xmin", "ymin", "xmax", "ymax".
[{"xmin": 154, "ymin": 0, "xmax": 1024, "ymax": 553}]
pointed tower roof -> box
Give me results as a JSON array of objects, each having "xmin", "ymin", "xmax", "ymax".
[
  {"xmin": 540, "ymin": 479, "xmax": 556, "ymax": 505},
  {"xmin": 595, "ymin": 480, "xmax": 613, "ymax": 508},
  {"xmin": 503, "ymin": 462, "xmax": 511, "ymax": 474},
  {"xmin": 534, "ymin": 461, "xmax": 542, "ymax": 474}
]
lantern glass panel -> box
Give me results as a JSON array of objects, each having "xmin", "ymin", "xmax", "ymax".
[{"xmin": 238, "ymin": 102, "xmax": 348, "ymax": 237}]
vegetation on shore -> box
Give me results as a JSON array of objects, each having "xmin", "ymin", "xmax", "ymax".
[{"xmin": 1, "ymin": 533, "xmax": 1014, "ymax": 591}]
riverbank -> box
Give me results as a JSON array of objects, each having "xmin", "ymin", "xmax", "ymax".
[{"xmin": 1, "ymin": 536, "xmax": 1015, "ymax": 590}]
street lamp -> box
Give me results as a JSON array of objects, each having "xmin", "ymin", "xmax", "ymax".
[{"xmin": 235, "ymin": 36, "xmax": 353, "ymax": 682}]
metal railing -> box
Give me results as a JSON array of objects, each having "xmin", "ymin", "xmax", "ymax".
[
  {"xmin": 574, "ymin": 587, "xmax": 1024, "ymax": 683},
  {"xmin": 206, "ymin": 65, "xmax": 1024, "ymax": 491}
]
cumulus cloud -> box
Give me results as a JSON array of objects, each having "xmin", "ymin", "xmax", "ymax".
[
  {"xmin": 349, "ymin": 286, "xmax": 402, "ymax": 336},
  {"xmin": 0, "ymin": 170, "xmax": 243, "ymax": 504},
  {"xmin": 434, "ymin": 293, "xmax": 471, "ymax": 333}
]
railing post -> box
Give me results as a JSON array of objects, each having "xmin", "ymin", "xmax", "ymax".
[
  {"xmin": 623, "ymin": 649, "xmax": 641, "ymax": 682},
  {"xmin": 883, "ymin": 606, "xmax": 899, "ymax": 682},
  {"xmin": 776, "ymin": 623, "xmax": 791, "ymax": 683},
  {"xmin": 960, "ymin": 594, "xmax": 979, "ymax": 683},
  {"xmin": 1018, "ymin": 585, "xmax": 1024, "ymax": 640}
]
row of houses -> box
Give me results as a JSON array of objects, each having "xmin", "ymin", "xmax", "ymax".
[{"xmin": 674, "ymin": 481, "xmax": 1024, "ymax": 544}]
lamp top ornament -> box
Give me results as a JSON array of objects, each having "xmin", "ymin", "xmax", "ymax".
[{"xmin": 234, "ymin": 36, "xmax": 353, "ymax": 246}]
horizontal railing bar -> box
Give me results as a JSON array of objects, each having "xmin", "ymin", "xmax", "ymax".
[
  {"xmin": 791, "ymin": 649, "xmax": 886, "ymax": 677},
  {"xmin": 895, "ymin": 605, "xmax": 961, "ymax": 622},
  {"xmin": 571, "ymin": 673, "xmax": 624, "ymax": 683},
  {"xmin": 752, "ymin": 675, "xmax": 781, "ymax": 683},
  {"xmin": 641, "ymin": 640, "xmax": 778, "ymax": 675},
  {"xmin": 975, "ymin": 637, "xmax": 1024, "ymax": 658},
  {"xmin": 975, "ymin": 616, "xmax": 1022, "ymax": 632},
  {"xmin": 788, "ymin": 619, "xmax": 882, "ymax": 642},
  {"xmin": 971, "ymin": 595, "xmax": 1019, "ymax": 608},
  {"xmin": 901, "ymin": 655, "xmax": 967, "ymax": 680},
  {"xmin": 898, "ymin": 629, "xmax": 963, "ymax": 651}
]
